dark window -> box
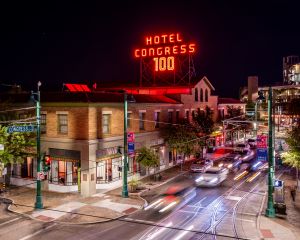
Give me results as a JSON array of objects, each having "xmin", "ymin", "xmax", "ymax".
[
  {"xmin": 205, "ymin": 89, "xmax": 209, "ymax": 102},
  {"xmin": 139, "ymin": 112, "xmax": 145, "ymax": 130},
  {"xmin": 41, "ymin": 114, "xmax": 46, "ymax": 134},
  {"xmin": 155, "ymin": 111, "xmax": 160, "ymax": 128},
  {"xmin": 195, "ymin": 88, "xmax": 198, "ymax": 101},
  {"xmin": 58, "ymin": 114, "xmax": 68, "ymax": 134},
  {"xmin": 186, "ymin": 110, "xmax": 189, "ymax": 119},
  {"xmin": 200, "ymin": 88, "xmax": 203, "ymax": 102},
  {"xmin": 176, "ymin": 111, "xmax": 180, "ymax": 123},
  {"xmin": 168, "ymin": 111, "xmax": 173, "ymax": 123}
]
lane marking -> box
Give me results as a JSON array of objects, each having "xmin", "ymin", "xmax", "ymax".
[
  {"xmin": 18, "ymin": 223, "xmax": 56, "ymax": 240},
  {"xmin": 0, "ymin": 217, "xmax": 21, "ymax": 227}
]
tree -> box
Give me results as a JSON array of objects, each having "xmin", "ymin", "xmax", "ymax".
[
  {"xmin": 160, "ymin": 118, "xmax": 198, "ymax": 167},
  {"xmin": 136, "ymin": 147, "xmax": 159, "ymax": 175},
  {"xmin": 0, "ymin": 125, "xmax": 36, "ymax": 166},
  {"xmin": 193, "ymin": 106, "xmax": 214, "ymax": 134},
  {"xmin": 281, "ymin": 125, "xmax": 300, "ymax": 189},
  {"xmin": 226, "ymin": 105, "xmax": 243, "ymax": 119}
]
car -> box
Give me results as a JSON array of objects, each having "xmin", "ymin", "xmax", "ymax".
[
  {"xmin": 195, "ymin": 167, "xmax": 229, "ymax": 187},
  {"xmin": 190, "ymin": 159, "xmax": 213, "ymax": 173},
  {"xmin": 235, "ymin": 143, "xmax": 250, "ymax": 152},
  {"xmin": 247, "ymin": 138, "xmax": 257, "ymax": 149},
  {"xmin": 215, "ymin": 155, "xmax": 242, "ymax": 172},
  {"xmin": 144, "ymin": 184, "xmax": 196, "ymax": 213},
  {"xmin": 239, "ymin": 149, "xmax": 255, "ymax": 162}
]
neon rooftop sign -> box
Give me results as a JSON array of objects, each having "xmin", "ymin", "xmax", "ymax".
[{"xmin": 134, "ymin": 33, "xmax": 196, "ymax": 72}]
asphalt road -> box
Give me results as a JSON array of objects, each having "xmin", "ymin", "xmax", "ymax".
[{"xmin": 0, "ymin": 156, "xmax": 270, "ymax": 240}]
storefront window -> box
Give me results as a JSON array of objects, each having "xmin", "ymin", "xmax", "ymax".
[{"xmin": 50, "ymin": 159, "xmax": 78, "ymax": 185}]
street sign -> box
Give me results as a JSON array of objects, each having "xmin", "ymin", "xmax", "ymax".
[
  {"xmin": 128, "ymin": 142, "xmax": 135, "ymax": 154},
  {"xmin": 274, "ymin": 179, "xmax": 283, "ymax": 188},
  {"xmin": 127, "ymin": 132, "xmax": 135, "ymax": 142},
  {"xmin": 7, "ymin": 125, "xmax": 36, "ymax": 133},
  {"xmin": 257, "ymin": 135, "xmax": 268, "ymax": 148},
  {"xmin": 257, "ymin": 148, "xmax": 268, "ymax": 161}
]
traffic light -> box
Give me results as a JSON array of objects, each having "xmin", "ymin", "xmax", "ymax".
[{"xmin": 43, "ymin": 154, "xmax": 51, "ymax": 172}]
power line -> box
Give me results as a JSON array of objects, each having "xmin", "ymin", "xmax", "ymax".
[{"xmin": 0, "ymin": 106, "xmax": 35, "ymax": 113}]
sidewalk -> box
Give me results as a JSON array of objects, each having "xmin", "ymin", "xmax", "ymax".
[
  {"xmin": 1, "ymin": 163, "xmax": 191, "ymax": 225},
  {"xmin": 258, "ymin": 171, "xmax": 300, "ymax": 240}
]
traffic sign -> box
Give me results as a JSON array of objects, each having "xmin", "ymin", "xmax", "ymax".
[
  {"xmin": 257, "ymin": 135, "xmax": 268, "ymax": 148},
  {"xmin": 127, "ymin": 132, "xmax": 135, "ymax": 142},
  {"xmin": 274, "ymin": 179, "xmax": 283, "ymax": 188},
  {"xmin": 7, "ymin": 125, "xmax": 36, "ymax": 133},
  {"xmin": 128, "ymin": 142, "xmax": 135, "ymax": 154},
  {"xmin": 37, "ymin": 172, "xmax": 45, "ymax": 180},
  {"xmin": 257, "ymin": 148, "xmax": 268, "ymax": 162}
]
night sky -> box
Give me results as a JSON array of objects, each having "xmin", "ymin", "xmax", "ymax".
[{"xmin": 1, "ymin": 1, "xmax": 300, "ymax": 98}]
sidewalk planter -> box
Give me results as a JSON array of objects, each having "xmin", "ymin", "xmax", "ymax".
[{"xmin": 128, "ymin": 175, "xmax": 141, "ymax": 192}]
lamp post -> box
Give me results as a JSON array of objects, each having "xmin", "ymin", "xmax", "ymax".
[
  {"xmin": 254, "ymin": 101, "xmax": 258, "ymax": 137},
  {"xmin": 122, "ymin": 91, "xmax": 129, "ymax": 198},
  {"xmin": 266, "ymin": 86, "xmax": 275, "ymax": 217},
  {"xmin": 33, "ymin": 81, "xmax": 43, "ymax": 209}
]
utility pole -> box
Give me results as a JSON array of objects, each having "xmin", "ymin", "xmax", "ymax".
[
  {"xmin": 122, "ymin": 91, "xmax": 129, "ymax": 198},
  {"xmin": 33, "ymin": 81, "xmax": 43, "ymax": 209},
  {"xmin": 266, "ymin": 86, "xmax": 275, "ymax": 217}
]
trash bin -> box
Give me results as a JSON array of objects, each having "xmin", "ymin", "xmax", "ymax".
[{"xmin": 274, "ymin": 203, "xmax": 286, "ymax": 215}]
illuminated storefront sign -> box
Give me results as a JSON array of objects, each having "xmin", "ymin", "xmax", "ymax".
[{"xmin": 134, "ymin": 33, "xmax": 196, "ymax": 72}]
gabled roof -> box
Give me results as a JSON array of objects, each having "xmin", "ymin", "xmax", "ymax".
[
  {"xmin": 194, "ymin": 76, "xmax": 215, "ymax": 91},
  {"xmin": 218, "ymin": 98, "xmax": 244, "ymax": 104}
]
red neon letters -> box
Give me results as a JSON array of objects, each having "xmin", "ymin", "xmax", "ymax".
[{"xmin": 134, "ymin": 33, "xmax": 196, "ymax": 72}]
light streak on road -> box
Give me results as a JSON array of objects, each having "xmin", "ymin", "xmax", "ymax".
[
  {"xmin": 234, "ymin": 170, "xmax": 248, "ymax": 181},
  {"xmin": 159, "ymin": 201, "xmax": 177, "ymax": 213},
  {"xmin": 144, "ymin": 198, "xmax": 162, "ymax": 210},
  {"xmin": 246, "ymin": 171, "xmax": 261, "ymax": 182},
  {"xmin": 172, "ymin": 225, "xmax": 194, "ymax": 240},
  {"xmin": 146, "ymin": 222, "xmax": 173, "ymax": 240}
]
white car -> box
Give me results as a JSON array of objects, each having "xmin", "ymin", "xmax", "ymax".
[
  {"xmin": 195, "ymin": 167, "xmax": 229, "ymax": 187},
  {"xmin": 190, "ymin": 159, "xmax": 213, "ymax": 173}
]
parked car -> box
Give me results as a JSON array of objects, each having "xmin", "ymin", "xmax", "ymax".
[
  {"xmin": 247, "ymin": 138, "xmax": 257, "ymax": 149},
  {"xmin": 144, "ymin": 183, "xmax": 196, "ymax": 213},
  {"xmin": 190, "ymin": 159, "xmax": 213, "ymax": 173},
  {"xmin": 195, "ymin": 167, "xmax": 229, "ymax": 187},
  {"xmin": 215, "ymin": 155, "xmax": 242, "ymax": 172},
  {"xmin": 239, "ymin": 149, "xmax": 255, "ymax": 162}
]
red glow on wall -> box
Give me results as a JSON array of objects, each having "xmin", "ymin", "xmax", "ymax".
[
  {"xmin": 65, "ymin": 84, "xmax": 91, "ymax": 92},
  {"xmin": 124, "ymin": 87, "xmax": 191, "ymax": 95}
]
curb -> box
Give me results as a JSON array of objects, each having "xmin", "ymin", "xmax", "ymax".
[
  {"xmin": 256, "ymin": 190, "xmax": 267, "ymax": 240},
  {"xmin": 3, "ymin": 197, "xmax": 131, "ymax": 225}
]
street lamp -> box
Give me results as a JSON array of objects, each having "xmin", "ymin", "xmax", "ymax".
[
  {"xmin": 122, "ymin": 91, "xmax": 135, "ymax": 198},
  {"xmin": 31, "ymin": 81, "xmax": 43, "ymax": 209},
  {"xmin": 266, "ymin": 86, "xmax": 275, "ymax": 218}
]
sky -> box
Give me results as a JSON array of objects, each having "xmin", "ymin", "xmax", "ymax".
[{"xmin": 1, "ymin": 1, "xmax": 300, "ymax": 98}]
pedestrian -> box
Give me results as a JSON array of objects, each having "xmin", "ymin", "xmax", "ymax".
[{"xmin": 290, "ymin": 186, "xmax": 296, "ymax": 202}]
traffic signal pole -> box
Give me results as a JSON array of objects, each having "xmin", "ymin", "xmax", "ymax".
[
  {"xmin": 122, "ymin": 91, "xmax": 129, "ymax": 198},
  {"xmin": 34, "ymin": 82, "xmax": 43, "ymax": 209}
]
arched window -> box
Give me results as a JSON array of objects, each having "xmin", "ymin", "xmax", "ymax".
[
  {"xmin": 195, "ymin": 88, "xmax": 198, "ymax": 101},
  {"xmin": 200, "ymin": 88, "xmax": 203, "ymax": 102},
  {"xmin": 205, "ymin": 89, "xmax": 208, "ymax": 102}
]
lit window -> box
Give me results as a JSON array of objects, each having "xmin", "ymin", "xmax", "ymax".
[
  {"xmin": 127, "ymin": 112, "xmax": 132, "ymax": 128},
  {"xmin": 41, "ymin": 114, "xmax": 46, "ymax": 134},
  {"xmin": 102, "ymin": 114, "xmax": 111, "ymax": 134},
  {"xmin": 58, "ymin": 114, "xmax": 68, "ymax": 134},
  {"xmin": 139, "ymin": 112, "xmax": 146, "ymax": 130}
]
